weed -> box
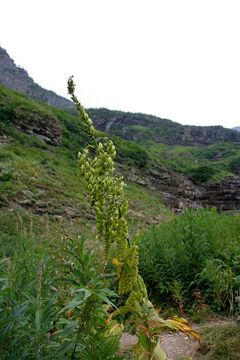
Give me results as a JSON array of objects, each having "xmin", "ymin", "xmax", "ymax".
[{"xmin": 139, "ymin": 208, "xmax": 240, "ymax": 313}]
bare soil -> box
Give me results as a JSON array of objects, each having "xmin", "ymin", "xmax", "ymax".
[{"xmin": 119, "ymin": 318, "xmax": 233, "ymax": 359}]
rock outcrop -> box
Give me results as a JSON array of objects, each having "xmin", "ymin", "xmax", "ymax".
[
  {"xmin": 88, "ymin": 109, "xmax": 240, "ymax": 146},
  {"xmin": 0, "ymin": 84, "xmax": 62, "ymax": 146},
  {"xmin": 0, "ymin": 47, "xmax": 75, "ymax": 112},
  {"xmin": 1, "ymin": 47, "xmax": 239, "ymax": 147},
  {"xmin": 197, "ymin": 177, "xmax": 240, "ymax": 211},
  {"xmin": 13, "ymin": 106, "xmax": 62, "ymax": 146},
  {"xmin": 122, "ymin": 164, "xmax": 240, "ymax": 212}
]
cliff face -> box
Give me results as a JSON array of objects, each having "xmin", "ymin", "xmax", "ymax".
[
  {"xmin": 88, "ymin": 109, "xmax": 240, "ymax": 146},
  {"xmin": 0, "ymin": 84, "xmax": 62, "ymax": 145},
  {"xmin": 0, "ymin": 47, "xmax": 239, "ymax": 212},
  {"xmin": 0, "ymin": 47, "xmax": 75, "ymax": 112},
  {"xmin": 1, "ymin": 47, "xmax": 240, "ymax": 147}
]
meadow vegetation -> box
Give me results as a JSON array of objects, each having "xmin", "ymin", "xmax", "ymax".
[
  {"xmin": 139, "ymin": 209, "xmax": 240, "ymax": 315},
  {"xmin": 141, "ymin": 141, "xmax": 240, "ymax": 184},
  {"xmin": 0, "ymin": 80, "xmax": 198, "ymax": 359},
  {"xmin": 1, "ymin": 83, "xmax": 240, "ymax": 359}
]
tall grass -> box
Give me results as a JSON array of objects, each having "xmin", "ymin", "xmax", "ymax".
[
  {"xmin": 198, "ymin": 323, "xmax": 240, "ymax": 359},
  {"xmin": 139, "ymin": 208, "xmax": 240, "ymax": 313},
  {"xmin": 0, "ymin": 238, "xmax": 122, "ymax": 359}
]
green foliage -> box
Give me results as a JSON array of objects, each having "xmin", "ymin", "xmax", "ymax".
[
  {"xmin": 139, "ymin": 208, "xmax": 240, "ymax": 313},
  {"xmin": 0, "ymin": 243, "xmax": 58, "ymax": 359},
  {"xmin": 143, "ymin": 141, "xmax": 240, "ymax": 183},
  {"xmin": 227, "ymin": 155, "xmax": 240, "ymax": 175},
  {"xmin": 112, "ymin": 136, "xmax": 149, "ymax": 168},
  {"xmin": 68, "ymin": 76, "xmax": 140, "ymax": 298},
  {"xmin": 0, "ymin": 238, "xmax": 123, "ymax": 359},
  {"xmin": 67, "ymin": 77, "xmax": 198, "ymax": 359},
  {"xmin": 189, "ymin": 165, "xmax": 217, "ymax": 184}
]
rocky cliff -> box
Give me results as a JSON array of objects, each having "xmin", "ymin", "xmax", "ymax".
[
  {"xmin": 1, "ymin": 47, "xmax": 240, "ymax": 147},
  {"xmin": 123, "ymin": 163, "xmax": 240, "ymax": 212},
  {"xmin": 1, "ymin": 47, "xmax": 239, "ymax": 213},
  {"xmin": 88, "ymin": 109, "xmax": 240, "ymax": 146},
  {"xmin": 0, "ymin": 47, "xmax": 75, "ymax": 112},
  {"xmin": 0, "ymin": 84, "xmax": 62, "ymax": 145}
]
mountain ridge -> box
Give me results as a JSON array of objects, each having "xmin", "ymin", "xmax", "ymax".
[
  {"xmin": 0, "ymin": 47, "xmax": 75, "ymax": 112},
  {"xmin": 1, "ymin": 46, "xmax": 240, "ymax": 146},
  {"xmin": 1, "ymin": 83, "xmax": 240, "ymax": 213},
  {"xmin": 87, "ymin": 108, "xmax": 240, "ymax": 146}
]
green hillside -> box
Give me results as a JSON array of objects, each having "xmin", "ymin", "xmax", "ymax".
[
  {"xmin": 1, "ymin": 83, "xmax": 240, "ymax": 360},
  {"xmin": 0, "ymin": 85, "xmax": 169, "ymax": 255},
  {"xmin": 141, "ymin": 140, "xmax": 240, "ymax": 184},
  {"xmin": 1, "ymin": 83, "xmax": 240, "ymax": 258},
  {"xmin": 88, "ymin": 107, "xmax": 240, "ymax": 146}
]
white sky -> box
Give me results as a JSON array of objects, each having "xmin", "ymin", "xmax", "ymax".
[{"xmin": 1, "ymin": 0, "xmax": 240, "ymax": 128}]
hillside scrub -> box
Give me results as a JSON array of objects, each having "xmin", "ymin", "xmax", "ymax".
[
  {"xmin": 67, "ymin": 76, "xmax": 199, "ymax": 358},
  {"xmin": 0, "ymin": 237, "xmax": 124, "ymax": 359},
  {"xmin": 143, "ymin": 141, "xmax": 240, "ymax": 184},
  {"xmin": 139, "ymin": 208, "xmax": 240, "ymax": 314},
  {"xmin": 0, "ymin": 79, "xmax": 198, "ymax": 359},
  {"xmin": 0, "ymin": 85, "xmax": 150, "ymax": 169}
]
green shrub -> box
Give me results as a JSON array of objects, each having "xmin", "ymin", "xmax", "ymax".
[
  {"xmin": 0, "ymin": 172, "xmax": 12, "ymax": 182},
  {"xmin": 139, "ymin": 208, "xmax": 240, "ymax": 313},
  {"xmin": 0, "ymin": 238, "xmax": 122, "ymax": 359},
  {"xmin": 189, "ymin": 165, "xmax": 217, "ymax": 183},
  {"xmin": 228, "ymin": 155, "xmax": 240, "ymax": 175},
  {"xmin": 112, "ymin": 136, "xmax": 149, "ymax": 168}
]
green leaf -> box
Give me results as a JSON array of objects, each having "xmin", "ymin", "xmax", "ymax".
[{"xmin": 60, "ymin": 288, "xmax": 92, "ymax": 312}]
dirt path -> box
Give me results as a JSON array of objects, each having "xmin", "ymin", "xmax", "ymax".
[
  {"xmin": 160, "ymin": 329, "xmax": 199, "ymax": 360},
  {"xmin": 119, "ymin": 319, "xmax": 233, "ymax": 359}
]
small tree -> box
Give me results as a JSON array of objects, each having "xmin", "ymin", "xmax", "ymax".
[{"xmin": 68, "ymin": 76, "xmax": 199, "ymax": 359}]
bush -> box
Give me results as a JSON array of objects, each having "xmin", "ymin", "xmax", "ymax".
[
  {"xmin": 139, "ymin": 208, "xmax": 240, "ymax": 313},
  {"xmin": 189, "ymin": 165, "xmax": 217, "ymax": 183},
  {"xmin": 112, "ymin": 136, "xmax": 150, "ymax": 168},
  {"xmin": 228, "ymin": 155, "xmax": 240, "ymax": 175},
  {"xmin": 0, "ymin": 238, "xmax": 122, "ymax": 359}
]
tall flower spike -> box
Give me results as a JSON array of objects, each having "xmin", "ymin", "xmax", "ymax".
[
  {"xmin": 67, "ymin": 76, "xmax": 96, "ymax": 138},
  {"xmin": 68, "ymin": 77, "xmax": 199, "ymax": 359}
]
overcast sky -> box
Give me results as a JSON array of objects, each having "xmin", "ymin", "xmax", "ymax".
[{"xmin": 1, "ymin": 0, "xmax": 240, "ymax": 128}]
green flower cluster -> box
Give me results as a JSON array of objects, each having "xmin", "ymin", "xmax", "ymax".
[
  {"xmin": 68, "ymin": 77, "xmax": 140, "ymax": 297},
  {"xmin": 78, "ymin": 140, "xmax": 127, "ymax": 255},
  {"xmin": 68, "ymin": 76, "xmax": 95, "ymax": 137},
  {"xmin": 67, "ymin": 78, "xmax": 198, "ymax": 360}
]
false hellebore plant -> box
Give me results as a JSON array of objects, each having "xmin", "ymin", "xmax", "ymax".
[{"xmin": 67, "ymin": 76, "xmax": 200, "ymax": 359}]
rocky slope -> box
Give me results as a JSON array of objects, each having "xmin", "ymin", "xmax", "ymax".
[
  {"xmin": 0, "ymin": 84, "xmax": 62, "ymax": 145},
  {"xmin": 123, "ymin": 163, "xmax": 240, "ymax": 212},
  {"xmin": 0, "ymin": 47, "xmax": 75, "ymax": 112},
  {"xmin": 88, "ymin": 108, "xmax": 240, "ymax": 146},
  {"xmin": 1, "ymin": 47, "xmax": 240, "ymax": 147},
  {"xmin": 0, "ymin": 48, "xmax": 240, "ymax": 213},
  {"xmin": 233, "ymin": 126, "xmax": 240, "ymax": 132}
]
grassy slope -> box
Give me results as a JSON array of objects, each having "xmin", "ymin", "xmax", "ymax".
[
  {"xmin": 141, "ymin": 140, "xmax": 240, "ymax": 183},
  {"xmin": 1, "ymin": 84, "xmax": 240, "ymax": 256},
  {"xmin": 0, "ymin": 85, "xmax": 169, "ymax": 254}
]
